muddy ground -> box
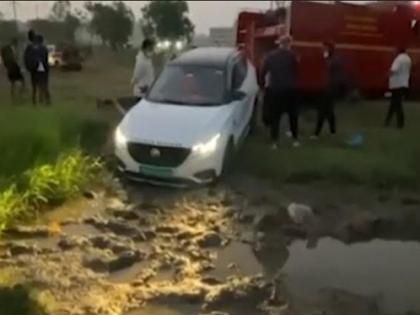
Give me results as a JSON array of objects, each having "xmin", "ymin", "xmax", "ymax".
[{"xmin": 1, "ymin": 174, "xmax": 420, "ymax": 315}]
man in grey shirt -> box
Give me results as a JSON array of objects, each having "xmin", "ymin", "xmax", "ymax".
[{"xmin": 260, "ymin": 35, "xmax": 300, "ymax": 149}]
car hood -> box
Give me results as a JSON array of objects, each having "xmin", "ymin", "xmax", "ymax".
[{"xmin": 119, "ymin": 99, "xmax": 234, "ymax": 147}]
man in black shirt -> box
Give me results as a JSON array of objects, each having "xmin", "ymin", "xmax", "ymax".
[
  {"xmin": 31, "ymin": 34, "xmax": 51, "ymax": 105},
  {"xmin": 260, "ymin": 35, "xmax": 300, "ymax": 149},
  {"xmin": 313, "ymin": 42, "xmax": 345, "ymax": 138}
]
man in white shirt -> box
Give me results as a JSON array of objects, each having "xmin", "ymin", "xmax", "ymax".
[
  {"xmin": 131, "ymin": 38, "xmax": 155, "ymax": 98},
  {"xmin": 386, "ymin": 47, "xmax": 412, "ymax": 129}
]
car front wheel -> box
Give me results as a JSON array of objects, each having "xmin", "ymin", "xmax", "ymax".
[{"xmin": 221, "ymin": 138, "xmax": 235, "ymax": 177}]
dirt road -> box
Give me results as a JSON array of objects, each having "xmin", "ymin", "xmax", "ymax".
[{"xmin": 1, "ymin": 174, "xmax": 420, "ymax": 315}]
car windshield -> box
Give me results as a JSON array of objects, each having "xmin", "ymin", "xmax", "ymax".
[{"xmin": 147, "ymin": 65, "xmax": 226, "ymax": 106}]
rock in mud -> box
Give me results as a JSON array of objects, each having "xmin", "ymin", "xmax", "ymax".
[
  {"xmin": 89, "ymin": 235, "xmax": 137, "ymax": 254},
  {"xmin": 83, "ymin": 215, "xmax": 107, "ymax": 226},
  {"xmin": 197, "ymin": 232, "xmax": 223, "ymax": 248},
  {"xmin": 108, "ymin": 250, "xmax": 143, "ymax": 272},
  {"xmin": 156, "ymin": 225, "xmax": 180, "ymax": 234},
  {"xmin": 201, "ymin": 276, "xmax": 223, "ymax": 285},
  {"xmin": 8, "ymin": 242, "xmax": 39, "ymax": 256},
  {"xmin": 204, "ymin": 276, "xmax": 270, "ymax": 310},
  {"xmin": 337, "ymin": 213, "xmax": 390, "ymax": 242},
  {"xmin": 58, "ymin": 235, "xmax": 90, "ymax": 250},
  {"xmin": 5, "ymin": 225, "xmax": 50, "ymax": 238},
  {"xmin": 108, "ymin": 208, "xmax": 139, "ymax": 220},
  {"xmin": 95, "ymin": 218, "xmax": 144, "ymax": 238},
  {"xmin": 253, "ymin": 212, "xmax": 283, "ymax": 232},
  {"xmin": 83, "ymin": 249, "xmax": 144, "ymax": 273},
  {"xmin": 83, "ymin": 190, "xmax": 97, "ymax": 200},
  {"xmin": 287, "ymin": 203, "xmax": 313, "ymax": 224},
  {"xmin": 237, "ymin": 212, "xmax": 255, "ymax": 224}
]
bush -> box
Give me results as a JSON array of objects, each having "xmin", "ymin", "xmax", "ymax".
[{"xmin": 0, "ymin": 151, "xmax": 102, "ymax": 232}]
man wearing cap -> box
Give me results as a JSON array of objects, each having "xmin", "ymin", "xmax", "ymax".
[{"xmin": 260, "ymin": 35, "xmax": 300, "ymax": 149}]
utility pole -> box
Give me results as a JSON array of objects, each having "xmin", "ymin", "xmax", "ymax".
[
  {"xmin": 11, "ymin": 1, "xmax": 18, "ymax": 36},
  {"xmin": 11, "ymin": 0, "xmax": 17, "ymax": 20}
]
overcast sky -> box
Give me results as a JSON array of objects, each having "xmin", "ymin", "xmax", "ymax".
[{"xmin": 0, "ymin": 1, "xmax": 271, "ymax": 34}]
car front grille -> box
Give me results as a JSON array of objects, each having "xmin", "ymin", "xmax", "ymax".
[{"xmin": 127, "ymin": 142, "xmax": 191, "ymax": 168}]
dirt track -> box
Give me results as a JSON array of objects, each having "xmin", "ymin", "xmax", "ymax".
[{"xmin": 1, "ymin": 174, "xmax": 420, "ymax": 315}]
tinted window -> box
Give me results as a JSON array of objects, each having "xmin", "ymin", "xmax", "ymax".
[
  {"xmin": 232, "ymin": 56, "xmax": 248, "ymax": 90},
  {"xmin": 147, "ymin": 65, "xmax": 226, "ymax": 106}
]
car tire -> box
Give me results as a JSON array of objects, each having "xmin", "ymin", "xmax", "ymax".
[{"xmin": 221, "ymin": 138, "xmax": 235, "ymax": 177}]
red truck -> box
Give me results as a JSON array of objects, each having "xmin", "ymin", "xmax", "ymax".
[{"xmin": 236, "ymin": 0, "xmax": 420, "ymax": 97}]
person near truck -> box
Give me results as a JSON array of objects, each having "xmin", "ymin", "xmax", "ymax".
[
  {"xmin": 260, "ymin": 35, "xmax": 300, "ymax": 149},
  {"xmin": 385, "ymin": 47, "xmax": 412, "ymax": 129},
  {"xmin": 131, "ymin": 38, "xmax": 155, "ymax": 99},
  {"xmin": 1, "ymin": 37, "xmax": 25, "ymax": 104},
  {"xmin": 312, "ymin": 42, "xmax": 345, "ymax": 139}
]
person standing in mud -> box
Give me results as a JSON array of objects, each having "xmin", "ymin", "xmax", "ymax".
[
  {"xmin": 312, "ymin": 42, "xmax": 346, "ymax": 139},
  {"xmin": 260, "ymin": 35, "xmax": 300, "ymax": 149}
]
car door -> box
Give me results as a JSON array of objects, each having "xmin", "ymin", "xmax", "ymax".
[{"xmin": 231, "ymin": 54, "xmax": 258, "ymax": 141}]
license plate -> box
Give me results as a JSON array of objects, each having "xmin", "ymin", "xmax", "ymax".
[{"xmin": 139, "ymin": 165, "xmax": 173, "ymax": 178}]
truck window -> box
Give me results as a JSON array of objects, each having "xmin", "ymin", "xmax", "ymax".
[{"xmin": 232, "ymin": 56, "xmax": 248, "ymax": 90}]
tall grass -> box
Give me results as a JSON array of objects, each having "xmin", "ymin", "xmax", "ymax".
[
  {"xmin": 0, "ymin": 151, "xmax": 102, "ymax": 231},
  {"xmin": 0, "ymin": 105, "xmax": 110, "ymax": 189}
]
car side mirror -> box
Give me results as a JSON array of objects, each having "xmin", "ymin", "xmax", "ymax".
[{"xmin": 231, "ymin": 90, "xmax": 246, "ymax": 101}]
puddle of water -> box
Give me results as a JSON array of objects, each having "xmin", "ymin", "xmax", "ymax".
[
  {"xmin": 210, "ymin": 242, "xmax": 262, "ymax": 278},
  {"xmin": 126, "ymin": 303, "xmax": 199, "ymax": 315},
  {"xmin": 213, "ymin": 237, "xmax": 420, "ymax": 314},
  {"xmin": 283, "ymin": 238, "xmax": 420, "ymax": 314}
]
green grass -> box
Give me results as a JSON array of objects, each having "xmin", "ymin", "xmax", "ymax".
[
  {"xmin": 0, "ymin": 285, "xmax": 48, "ymax": 315},
  {"xmin": 0, "ymin": 49, "xmax": 120, "ymax": 230},
  {"xmin": 0, "ymin": 151, "xmax": 102, "ymax": 231},
  {"xmin": 237, "ymin": 102, "xmax": 420, "ymax": 189}
]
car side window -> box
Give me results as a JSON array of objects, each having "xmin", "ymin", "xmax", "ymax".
[{"xmin": 232, "ymin": 55, "xmax": 248, "ymax": 91}]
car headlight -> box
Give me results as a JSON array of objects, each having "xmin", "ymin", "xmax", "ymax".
[
  {"xmin": 115, "ymin": 127, "xmax": 127, "ymax": 146},
  {"xmin": 193, "ymin": 134, "xmax": 221, "ymax": 155}
]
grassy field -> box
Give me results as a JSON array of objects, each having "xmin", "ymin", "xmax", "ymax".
[
  {"xmin": 0, "ymin": 50, "xmax": 134, "ymax": 229},
  {"xmin": 238, "ymin": 101, "xmax": 420, "ymax": 189},
  {"xmin": 1, "ymin": 48, "xmax": 420, "ymax": 196}
]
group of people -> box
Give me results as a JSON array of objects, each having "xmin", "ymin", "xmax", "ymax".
[
  {"xmin": 1, "ymin": 30, "xmax": 50, "ymax": 105},
  {"xmin": 260, "ymin": 35, "xmax": 412, "ymax": 149}
]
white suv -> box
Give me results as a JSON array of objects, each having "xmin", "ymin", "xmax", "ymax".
[{"xmin": 115, "ymin": 47, "xmax": 258, "ymax": 186}]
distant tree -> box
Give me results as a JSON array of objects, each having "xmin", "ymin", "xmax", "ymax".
[
  {"xmin": 0, "ymin": 11, "xmax": 4, "ymax": 20},
  {"xmin": 29, "ymin": 19, "xmax": 66, "ymax": 44},
  {"xmin": 141, "ymin": 0, "xmax": 194, "ymax": 43},
  {"xmin": 85, "ymin": 1, "xmax": 134, "ymax": 50},
  {"xmin": 0, "ymin": 20, "xmax": 18, "ymax": 44},
  {"xmin": 50, "ymin": 0, "xmax": 71, "ymax": 21}
]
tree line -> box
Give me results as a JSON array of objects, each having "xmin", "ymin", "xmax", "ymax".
[{"xmin": 0, "ymin": 0, "xmax": 195, "ymax": 49}]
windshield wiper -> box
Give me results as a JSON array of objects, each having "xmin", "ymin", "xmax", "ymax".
[{"xmin": 149, "ymin": 98, "xmax": 186, "ymax": 105}]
